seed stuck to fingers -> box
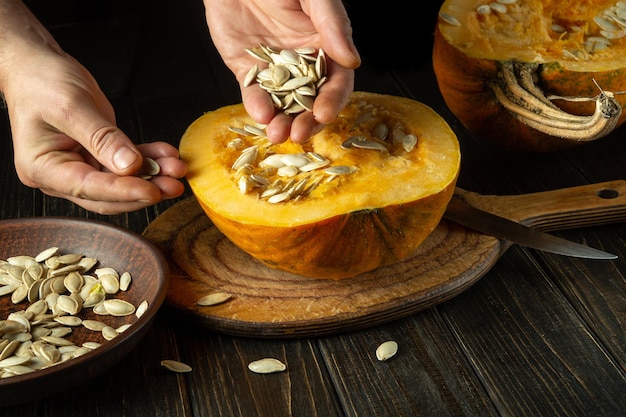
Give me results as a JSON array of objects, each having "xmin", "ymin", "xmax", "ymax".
[{"xmin": 136, "ymin": 157, "xmax": 161, "ymax": 180}]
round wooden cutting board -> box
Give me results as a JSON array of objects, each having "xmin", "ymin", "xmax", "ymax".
[{"xmin": 143, "ymin": 196, "xmax": 502, "ymax": 338}]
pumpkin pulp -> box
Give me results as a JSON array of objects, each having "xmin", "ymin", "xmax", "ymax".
[
  {"xmin": 434, "ymin": 0, "xmax": 626, "ymax": 152},
  {"xmin": 180, "ymin": 92, "xmax": 460, "ymax": 279}
]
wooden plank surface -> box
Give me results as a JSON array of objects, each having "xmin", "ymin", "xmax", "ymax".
[{"xmin": 1, "ymin": 0, "xmax": 625, "ymax": 416}]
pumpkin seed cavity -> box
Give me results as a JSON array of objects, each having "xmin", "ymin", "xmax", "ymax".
[
  {"xmin": 439, "ymin": 1, "xmax": 626, "ymax": 141},
  {"xmin": 227, "ymin": 92, "xmax": 420, "ymax": 204},
  {"xmin": 441, "ymin": 0, "xmax": 626, "ymax": 56}
]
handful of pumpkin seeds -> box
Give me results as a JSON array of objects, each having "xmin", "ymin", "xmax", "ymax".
[{"xmin": 243, "ymin": 43, "xmax": 327, "ymax": 115}]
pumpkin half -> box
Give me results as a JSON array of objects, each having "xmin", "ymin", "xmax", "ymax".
[
  {"xmin": 179, "ymin": 92, "xmax": 460, "ymax": 280},
  {"xmin": 433, "ymin": 0, "xmax": 626, "ymax": 152}
]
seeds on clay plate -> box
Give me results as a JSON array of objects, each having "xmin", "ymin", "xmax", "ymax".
[
  {"xmin": 102, "ymin": 299, "xmax": 136, "ymax": 316},
  {"xmin": 119, "ymin": 271, "xmax": 132, "ymax": 291},
  {"xmin": 197, "ymin": 292, "xmax": 232, "ymax": 306},
  {"xmin": 136, "ymin": 300, "xmax": 149, "ymax": 318},
  {"xmin": 248, "ymin": 358, "xmax": 287, "ymax": 374},
  {"xmin": 101, "ymin": 326, "xmax": 119, "ymax": 341},
  {"xmin": 0, "ymin": 248, "xmax": 145, "ymax": 379},
  {"xmin": 375, "ymin": 340, "xmax": 398, "ymax": 361},
  {"xmin": 82, "ymin": 319, "xmax": 107, "ymax": 331},
  {"xmin": 161, "ymin": 359, "xmax": 192, "ymax": 373}
]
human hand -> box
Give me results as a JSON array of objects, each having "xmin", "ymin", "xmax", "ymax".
[
  {"xmin": 1, "ymin": 49, "xmax": 187, "ymax": 215},
  {"xmin": 203, "ymin": 0, "xmax": 361, "ymax": 143}
]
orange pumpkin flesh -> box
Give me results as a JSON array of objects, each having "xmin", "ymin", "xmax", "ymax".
[
  {"xmin": 433, "ymin": 0, "xmax": 626, "ymax": 152},
  {"xmin": 179, "ymin": 92, "xmax": 460, "ymax": 280}
]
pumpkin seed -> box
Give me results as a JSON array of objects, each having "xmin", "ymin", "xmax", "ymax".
[
  {"xmin": 83, "ymin": 341, "xmax": 102, "ymax": 350},
  {"xmin": 102, "ymin": 299, "xmax": 136, "ymax": 316},
  {"xmin": 161, "ymin": 359, "xmax": 192, "ymax": 373},
  {"xmin": 489, "ymin": 3, "xmax": 507, "ymax": 13},
  {"xmin": 376, "ymin": 340, "xmax": 398, "ymax": 361},
  {"xmin": 136, "ymin": 300, "xmax": 149, "ymax": 318},
  {"xmin": 439, "ymin": 12, "xmax": 461, "ymax": 26},
  {"xmin": 82, "ymin": 319, "xmax": 107, "ymax": 331},
  {"xmin": 138, "ymin": 157, "xmax": 161, "ymax": 179},
  {"xmin": 243, "ymin": 64, "xmax": 259, "ymax": 87},
  {"xmin": 35, "ymin": 247, "xmax": 59, "ymax": 263},
  {"xmin": 99, "ymin": 273, "xmax": 120, "ymax": 294},
  {"xmin": 248, "ymin": 358, "xmax": 287, "ymax": 374},
  {"xmin": 101, "ymin": 326, "xmax": 119, "ymax": 341},
  {"xmin": 197, "ymin": 292, "xmax": 232, "ymax": 306},
  {"xmin": 119, "ymin": 272, "xmax": 132, "ymax": 291}
]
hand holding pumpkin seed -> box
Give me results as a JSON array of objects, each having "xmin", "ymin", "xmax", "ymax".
[
  {"xmin": 203, "ymin": 0, "xmax": 360, "ymax": 144},
  {"xmin": 0, "ymin": 0, "xmax": 357, "ymax": 213},
  {"xmin": 0, "ymin": 1, "xmax": 188, "ymax": 214}
]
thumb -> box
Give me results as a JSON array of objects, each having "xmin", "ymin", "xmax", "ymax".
[
  {"xmin": 60, "ymin": 105, "xmax": 143, "ymax": 175},
  {"xmin": 310, "ymin": 0, "xmax": 361, "ymax": 69}
]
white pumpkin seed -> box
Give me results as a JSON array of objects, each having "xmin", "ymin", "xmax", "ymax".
[
  {"xmin": 101, "ymin": 326, "xmax": 118, "ymax": 341},
  {"xmin": 136, "ymin": 300, "xmax": 149, "ymax": 318},
  {"xmin": 102, "ymin": 299, "xmax": 136, "ymax": 316},
  {"xmin": 375, "ymin": 340, "xmax": 398, "ymax": 361},
  {"xmin": 119, "ymin": 272, "xmax": 132, "ymax": 291},
  {"xmin": 82, "ymin": 319, "xmax": 107, "ymax": 331},
  {"xmin": 197, "ymin": 292, "xmax": 232, "ymax": 306},
  {"xmin": 99, "ymin": 274, "xmax": 120, "ymax": 294},
  {"xmin": 248, "ymin": 358, "xmax": 287, "ymax": 374},
  {"xmin": 35, "ymin": 247, "xmax": 59, "ymax": 263}
]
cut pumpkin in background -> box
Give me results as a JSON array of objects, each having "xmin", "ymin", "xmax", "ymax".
[
  {"xmin": 433, "ymin": 0, "xmax": 626, "ymax": 152},
  {"xmin": 180, "ymin": 92, "xmax": 461, "ymax": 280}
]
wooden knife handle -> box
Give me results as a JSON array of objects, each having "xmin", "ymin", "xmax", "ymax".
[{"xmin": 454, "ymin": 180, "xmax": 626, "ymax": 231}]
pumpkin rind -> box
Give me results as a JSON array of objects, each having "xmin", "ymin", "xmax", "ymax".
[
  {"xmin": 180, "ymin": 92, "xmax": 460, "ymax": 279},
  {"xmin": 433, "ymin": 0, "xmax": 626, "ymax": 152}
]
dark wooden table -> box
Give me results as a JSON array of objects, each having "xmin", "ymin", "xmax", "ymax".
[{"xmin": 2, "ymin": 1, "xmax": 625, "ymax": 415}]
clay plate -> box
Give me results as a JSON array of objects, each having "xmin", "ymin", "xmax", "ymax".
[{"xmin": 0, "ymin": 217, "xmax": 169, "ymax": 406}]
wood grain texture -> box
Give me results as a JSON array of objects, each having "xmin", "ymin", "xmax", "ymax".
[
  {"xmin": 439, "ymin": 246, "xmax": 626, "ymax": 417},
  {"xmin": 319, "ymin": 311, "xmax": 501, "ymax": 417},
  {"xmin": 1, "ymin": 0, "xmax": 625, "ymax": 415},
  {"xmin": 0, "ymin": 218, "xmax": 169, "ymax": 406},
  {"xmin": 142, "ymin": 180, "xmax": 626, "ymax": 338},
  {"xmin": 143, "ymin": 196, "xmax": 499, "ymax": 337}
]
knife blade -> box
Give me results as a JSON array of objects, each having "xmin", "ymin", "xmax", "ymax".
[{"xmin": 444, "ymin": 195, "xmax": 618, "ymax": 260}]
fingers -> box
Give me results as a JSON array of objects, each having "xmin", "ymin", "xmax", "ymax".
[
  {"xmin": 309, "ymin": 0, "xmax": 361, "ymax": 69},
  {"xmin": 53, "ymin": 102, "xmax": 144, "ymax": 176},
  {"xmin": 136, "ymin": 142, "xmax": 188, "ymax": 179},
  {"xmin": 247, "ymin": 62, "xmax": 355, "ymax": 144},
  {"xmin": 241, "ymin": 85, "xmax": 276, "ymax": 126},
  {"xmin": 39, "ymin": 161, "xmax": 186, "ymax": 215},
  {"xmin": 312, "ymin": 62, "xmax": 354, "ymax": 124}
]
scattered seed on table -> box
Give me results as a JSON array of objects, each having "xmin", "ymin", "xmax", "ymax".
[
  {"xmin": 247, "ymin": 358, "xmax": 287, "ymax": 374},
  {"xmin": 161, "ymin": 359, "xmax": 192, "ymax": 373}
]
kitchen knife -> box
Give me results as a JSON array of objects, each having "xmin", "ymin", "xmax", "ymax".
[{"xmin": 444, "ymin": 195, "xmax": 618, "ymax": 260}]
